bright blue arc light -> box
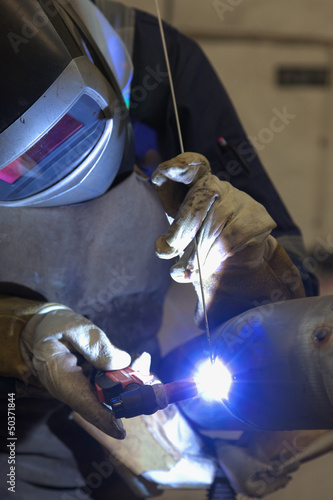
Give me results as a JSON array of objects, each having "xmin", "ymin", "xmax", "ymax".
[{"xmin": 194, "ymin": 358, "xmax": 232, "ymax": 401}]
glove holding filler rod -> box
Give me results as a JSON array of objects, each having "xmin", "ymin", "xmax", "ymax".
[{"xmin": 152, "ymin": 152, "xmax": 306, "ymax": 328}]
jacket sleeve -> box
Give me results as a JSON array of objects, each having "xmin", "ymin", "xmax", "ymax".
[
  {"xmin": 0, "ymin": 295, "xmax": 48, "ymax": 381},
  {"xmin": 130, "ymin": 10, "xmax": 319, "ymax": 297}
]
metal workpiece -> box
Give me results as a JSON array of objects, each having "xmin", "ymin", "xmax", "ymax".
[
  {"xmin": 163, "ymin": 296, "xmax": 333, "ymax": 432},
  {"xmin": 212, "ymin": 295, "xmax": 333, "ymax": 430}
]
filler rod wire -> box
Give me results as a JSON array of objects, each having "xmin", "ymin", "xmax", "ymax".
[{"xmin": 154, "ymin": 0, "xmax": 213, "ymax": 363}]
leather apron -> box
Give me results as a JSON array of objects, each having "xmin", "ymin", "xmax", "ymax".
[{"xmin": 0, "ymin": 171, "xmax": 171, "ymax": 357}]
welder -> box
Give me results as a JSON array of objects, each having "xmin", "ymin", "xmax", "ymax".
[{"xmin": 0, "ymin": 0, "xmax": 326, "ymax": 499}]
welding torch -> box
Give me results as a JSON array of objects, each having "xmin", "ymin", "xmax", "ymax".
[
  {"xmin": 98, "ymin": 296, "xmax": 333, "ymax": 431},
  {"xmin": 95, "ymin": 367, "xmax": 199, "ymax": 419}
]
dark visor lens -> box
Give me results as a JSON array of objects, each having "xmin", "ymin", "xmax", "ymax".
[{"xmin": 0, "ymin": 94, "xmax": 106, "ymax": 201}]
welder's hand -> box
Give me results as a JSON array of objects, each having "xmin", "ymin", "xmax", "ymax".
[
  {"xmin": 152, "ymin": 152, "xmax": 275, "ymax": 273},
  {"xmin": 152, "ymin": 153, "xmax": 305, "ymax": 327},
  {"xmin": 20, "ymin": 306, "xmax": 131, "ymax": 439}
]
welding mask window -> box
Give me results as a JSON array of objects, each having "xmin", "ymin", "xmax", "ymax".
[{"xmin": 0, "ymin": 94, "xmax": 107, "ymax": 201}]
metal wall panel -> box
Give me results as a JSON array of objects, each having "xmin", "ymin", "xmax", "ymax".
[{"xmin": 172, "ymin": 0, "xmax": 333, "ymax": 40}]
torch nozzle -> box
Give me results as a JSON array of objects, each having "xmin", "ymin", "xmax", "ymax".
[{"xmin": 163, "ymin": 378, "xmax": 199, "ymax": 404}]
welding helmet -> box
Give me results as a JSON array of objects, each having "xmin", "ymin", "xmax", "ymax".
[{"xmin": 0, "ymin": 0, "xmax": 134, "ymax": 207}]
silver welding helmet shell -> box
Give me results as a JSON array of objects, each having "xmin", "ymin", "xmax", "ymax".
[{"xmin": 0, "ymin": 0, "xmax": 134, "ymax": 207}]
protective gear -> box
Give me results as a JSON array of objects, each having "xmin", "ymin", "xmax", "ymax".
[
  {"xmin": 0, "ymin": 171, "xmax": 171, "ymax": 358},
  {"xmin": 0, "ymin": 0, "xmax": 134, "ymax": 207},
  {"xmin": 152, "ymin": 152, "xmax": 305, "ymax": 328},
  {"xmin": 20, "ymin": 304, "xmax": 131, "ymax": 438},
  {"xmin": 0, "ymin": 295, "xmax": 51, "ymax": 381}
]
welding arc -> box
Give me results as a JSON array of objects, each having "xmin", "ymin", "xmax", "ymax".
[{"xmin": 153, "ymin": 0, "xmax": 213, "ymax": 362}]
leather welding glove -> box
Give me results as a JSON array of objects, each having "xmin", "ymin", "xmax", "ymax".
[
  {"xmin": 19, "ymin": 303, "xmax": 131, "ymax": 439},
  {"xmin": 152, "ymin": 152, "xmax": 305, "ymax": 328}
]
